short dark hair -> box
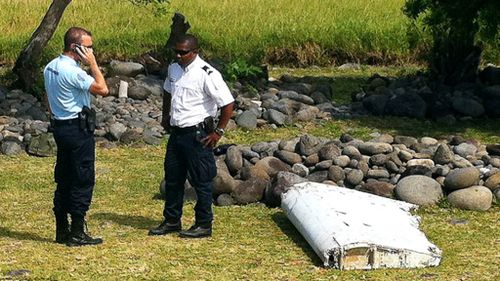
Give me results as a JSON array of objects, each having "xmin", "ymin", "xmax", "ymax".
[
  {"xmin": 63, "ymin": 27, "xmax": 92, "ymax": 51},
  {"xmin": 176, "ymin": 34, "xmax": 198, "ymax": 49}
]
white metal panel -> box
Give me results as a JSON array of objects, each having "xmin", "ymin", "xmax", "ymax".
[{"xmin": 281, "ymin": 182, "xmax": 442, "ymax": 269}]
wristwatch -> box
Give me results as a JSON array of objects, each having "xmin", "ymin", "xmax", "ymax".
[{"xmin": 215, "ymin": 127, "xmax": 225, "ymax": 136}]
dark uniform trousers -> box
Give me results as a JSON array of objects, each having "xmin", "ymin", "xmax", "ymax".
[
  {"xmin": 163, "ymin": 128, "xmax": 217, "ymax": 226},
  {"xmin": 52, "ymin": 119, "xmax": 95, "ymax": 219}
]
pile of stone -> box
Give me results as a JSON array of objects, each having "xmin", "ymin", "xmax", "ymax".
[
  {"xmin": 354, "ymin": 65, "xmax": 500, "ymax": 121},
  {"xmin": 198, "ymin": 133, "xmax": 500, "ymax": 211},
  {"xmin": 0, "ymin": 60, "xmax": 355, "ymax": 156}
]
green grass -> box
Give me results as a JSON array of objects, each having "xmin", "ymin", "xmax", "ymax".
[
  {"xmin": 1, "ymin": 59, "xmax": 499, "ymax": 279},
  {"xmin": 0, "ymin": 137, "xmax": 499, "ymax": 280},
  {"xmin": 4, "ymin": 0, "xmax": 498, "ymax": 68}
]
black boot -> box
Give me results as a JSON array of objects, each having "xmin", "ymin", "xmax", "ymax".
[
  {"xmin": 148, "ymin": 220, "xmax": 181, "ymax": 236},
  {"xmin": 66, "ymin": 216, "xmax": 103, "ymax": 247},
  {"xmin": 179, "ymin": 223, "xmax": 212, "ymax": 238},
  {"xmin": 55, "ymin": 214, "xmax": 70, "ymax": 244}
]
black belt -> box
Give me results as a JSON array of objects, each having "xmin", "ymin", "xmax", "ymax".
[
  {"xmin": 171, "ymin": 123, "xmax": 204, "ymax": 135},
  {"xmin": 53, "ymin": 117, "xmax": 79, "ymax": 126}
]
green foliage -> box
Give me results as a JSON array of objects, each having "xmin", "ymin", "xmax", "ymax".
[
  {"xmin": 223, "ymin": 58, "xmax": 263, "ymax": 82},
  {"xmin": 404, "ymin": 0, "xmax": 500, "ymax": 82}
]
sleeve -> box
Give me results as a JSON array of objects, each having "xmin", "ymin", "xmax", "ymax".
[
  {"xmin": 203, "ymin": 70, "xmax": 234, "ymax": 107},
  {"xmin": 66, "ymin": 68, "xmax": 94, "ymax": 92}
]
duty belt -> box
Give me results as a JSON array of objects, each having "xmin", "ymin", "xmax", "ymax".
[
  {"xmin": 171, "ymin": 123, "xmax": 204, "ymax": 135},
  {"xmin": 53, "ymin": 117, "xmax": 79, "ymax": 126}
]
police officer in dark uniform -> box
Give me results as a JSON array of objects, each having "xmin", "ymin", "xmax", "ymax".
[
  {"xmin": 44, "ymin": 27, "xmax": 109, "ymax": 246},
  {"xmin": 149, "ymin": 34, "xmax": 234, "ymax": 238}
]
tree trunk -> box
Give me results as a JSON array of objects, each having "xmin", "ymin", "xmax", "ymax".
[
  {"xmin": 13, "ymin": 0, "xmax": 72, "ymax": 93},
  {"xmin": 164, "ymin": 12, "xmax": 190, "ymax": 50}
]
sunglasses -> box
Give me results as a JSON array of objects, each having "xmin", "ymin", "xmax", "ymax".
[{"xmin": 173, "ymin": 49, "xmax": 194, "ymax": 56}]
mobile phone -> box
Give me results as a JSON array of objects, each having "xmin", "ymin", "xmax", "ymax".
[{"xmin": 74, "ymin": 44, "xmax": 84, "ymax": 56}]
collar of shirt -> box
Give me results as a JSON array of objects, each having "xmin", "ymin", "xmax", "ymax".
[
  {"xmin": 181, "ymin": 55, "xmax": 202, "ymax": 72},
  {"xmin": 59, "ymin": 54, "xmax": 80, "ymax": 67}
]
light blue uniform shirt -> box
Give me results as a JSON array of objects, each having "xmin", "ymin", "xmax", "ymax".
[{"xmin": 44, "ymin": 55, "xmax": 94, "ymax": 120}]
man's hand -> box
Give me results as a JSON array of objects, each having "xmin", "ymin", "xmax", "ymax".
[
  {"xmin": 201, "ymin": 132, "xmax": 221, "ymax": 148},
  {"xmin": 75, "ymin": 46, "xmax": 97, "ymax": 67}
]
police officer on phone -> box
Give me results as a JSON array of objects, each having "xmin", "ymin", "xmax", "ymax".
[
  {"xmin": 44, "ymin": 27, "xmax": 109, "ymax": 246},
  {"xmin": 149, "ymin": 34, "xmax": 234, "ymax": 238}
]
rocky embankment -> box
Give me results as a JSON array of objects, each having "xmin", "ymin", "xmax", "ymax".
[
  {"xmin": 1, "ymin": 60, "xmax": 499, "ymax": 211},
  {"xmin": 194, "ymin": 133, "xmax": 499, "ymax": 211},
  {"xmin": 355, "ymin": 65, "xmax": 500, "ymax": 121}
]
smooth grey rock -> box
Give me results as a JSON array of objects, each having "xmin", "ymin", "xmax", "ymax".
[
  {"xmin": 407, "ymin": 159, "xmax": 435, "ymax": 168},
  {"xmin": 251, "ymin": 141, "xmax": 279, "ymax": 157},
  {"xmin": 433, "ymin": 144, "xmax": 454, "ymax": 164},
  {"xmin": 342, "ymin": 145, "xmax": 362, "ymax": 160},
  {"xmin": 401, "ymin": 165, "xmax": 433, "ymax": 178},
  {"xmin": 444, "ymin": 167, "xmax": 480, "ymax": 190},
  {"xmin": 454, "ymin": 143, "xmax": 478, "ymax": 158},
  {"xmin": 395, "ymin": 175, "xmax": 443, "ymax": 206},
  {"xmin": 420, "ymin": 137, "xmax": 438, "ymax": 146},
  {"xmin": 369, "ymin": 154, "xmax": 388, "ymax": 166},
  {"xmin": 358, "ymin": 142, "xmax": 393, "ymax": 155},
  {"xmin": 294, "ymin": 106, "xmax": 319, "ymax": 122},
  {"xmin": 216, "ymin": 193, "xmax": 235, "ymax": 206},
  {"xmin": 1, "ymin": 141, "xmax": 23, "ymax": 156},
  {"xmin": 263, "ymin": 108, "xmax": 288, "ymax": 126},
  {"xmin": 366, "ymin": 169, "xmax": 390, "ymax": 179},
  {"xmin": 307, "ymin": 170, "xmax": 329, "ymax": 183},
  {"xmin": 213, "ymin": 169, "xmax": 238, "ymax": 195},
  {"xmin": 120, "ymin": 128, "xmax": 142, "ymax": 144},
  {"xmin": 232, "ymin": 178, "xmax": 270, "ymax": 205},
  {"xmin": 315, "ymin": 160, "xmax": 333, "ymax": 170},
  {"xmin": 328, "ymin": 165, "xmax": 345, "ymax": 182},
  {"xmin": 484, "ymin": 172, "xmax": 500, "ymax": 190},
  {"xmin": 333, "ymin": 155, "xmax": 350, "ymax": 167},
  {"xmin": 345, "ymin": 169, "xmax": 364, "ymax": 186},
  {"xmin": 318, "ymin": 141, "xmax": 341, "ymax": 160},
  {"xmin": 109, "ymin": 60, "xmax": 145, "ymax": 77},
  {"xmin": 299, "ymin": 135, "xmax": 324, "ymax": 156},
  {"xmin": 303, "ymin": 153, "xmax": 319, "ymax": 166},
  {"xmin": 360, "ymin": 180, "xmax": 395, "ymax": 198},
  {"xmin": 275, "ymin": 150, "xmax": 302, "ymax": 165},
  {"xmin": 362, "ymin": 94, "xmax": 388, "ymax": 116},
  {"xmin": 370, "ymin": 134, "xmax": 394, "ymax": 144},
  {"xmin": 394, "ymin": 136, "xmax": 418, "ymax": 147},
  {"xmin": 108, "ymin": 123, "xmax": 127, "ymax": 141},
  {"xmin": 236, "ymin": 111, "xmax": 258, "ymax": 129},
  {"xmin": 26, "ymin": 133, "xmax": 56, "ymax": 157},
  {"xmin": 225, "ymin": 146, "xmax": 243, "ymax": 174},
  {"xmin": 292, "ymin": 163, "xmax": 309, "ymax": 177},
  {"xmin": 278, "ymin": 137, "xmax": 300, "ymax": 152},
  {"xmin": 264, "ymin": 171, "xmax": 307, "ymax": 207},
  {"xmin": 239, "ymin": 165, "xmax": 270, "ymax": 181},
  {"xmin": 385, "ymin": 92, "xmax": 427, "ymax": 118},
  {"xmin": 447, "ymin": 186, "xmax": 492, "ymax": 211},
  {"xmin": 254, "ymin": 156, "xmax": 290, "ymax": 178},
  {"xmin": 452, "ymin": 97, "xmax": 485, "ymax": 117}
]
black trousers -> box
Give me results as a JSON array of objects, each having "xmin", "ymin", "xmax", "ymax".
[
  {"xmin": 162, "ymin": 129, "xmax": 217, "ymax": 225},
  {"xmin": 52, "ymin": 120, "xmax": 95, "ymax": 219}
]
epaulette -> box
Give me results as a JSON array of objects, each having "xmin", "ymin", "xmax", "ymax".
[{"xmin": 201, "ymin": 65, "xmax": 213, "ymax": 75}]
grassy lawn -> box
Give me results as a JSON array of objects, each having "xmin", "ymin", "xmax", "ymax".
[
  {"xmin": 0, "ymin": 116, "xmax": 499, "ymax": 280},
  {"xmin": 0, "ymin": 55, "xmax": 499, "ymax": 279}
]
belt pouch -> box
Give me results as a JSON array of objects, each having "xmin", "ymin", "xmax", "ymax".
[{"xmin": 203, "ymin": 116, "xmax": 215, "ymax": 133}]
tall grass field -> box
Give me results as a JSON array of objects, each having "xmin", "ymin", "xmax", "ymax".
[{"xmin": 3, "ymin": 0, "xmax": 497, "ymax": 67}]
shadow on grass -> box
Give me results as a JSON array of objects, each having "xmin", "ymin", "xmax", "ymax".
[
  {"xmin": 0, "ymin": 226, "xmax": 52, "ymax": 243},
  {"xmin": 271, "ymin": 212, "xmax": 323, "ymax": 267},
  {"xmin": 92, "ymin": 212, "xmax": 158, "ymax": 230}
]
